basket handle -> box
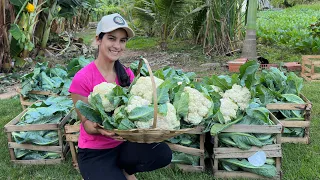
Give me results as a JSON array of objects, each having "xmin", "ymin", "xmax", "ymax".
[{"xmin": 137, "ymin": 58, "xmax": 158, "ymax": 128}]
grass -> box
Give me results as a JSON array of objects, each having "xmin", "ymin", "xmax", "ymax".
[
  {"xmin": 126, "ymin": 36, "xmax": 159, "ymax": 50},
  {"xmin": 0, "ymin": 80, "xmax": 320, "ymax": 179},
  {"xmin": 75, "ymin": 29, "xmax": 96, "ymax": 46}
]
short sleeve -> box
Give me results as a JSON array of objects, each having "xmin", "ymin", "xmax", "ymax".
[
  {"xmin": 69, "ymin": 72, "xmax": 91, "ymax": 97},
  {"xmin": 126, "ymin": 68, "xmax": 135, "ymax": 83}
]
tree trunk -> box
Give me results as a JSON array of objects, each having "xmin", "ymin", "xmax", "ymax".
[
  {"xmin": 241, "ymin": 0, "xmax": 258, "ymax": 60},
  {"xmin": 0, "ymin": 0, "xmax": 11, "ymax": 72}
]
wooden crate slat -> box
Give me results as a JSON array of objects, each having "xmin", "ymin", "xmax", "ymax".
[
  {"xmin": 214, "ymin": 171, "xmax": 281, "ymax": 180},
  {"xmin": 214, "ymin": 150, "xmax": 282, "ymax": 159},
  {"xmin": 59, "ymin": 110, "xmax": 73, "ymax": 128},
  {"xmin": 8, "ymin": 142, "xmax": 62, "ymax": 152},
  {"xmin": 214, "ymin": 144, "xmax": 280, "ymax": 154},
  {"xmin": 65, "ymin": 124, "xmax": 80, "ymax": 133},
  {"xmin": 5, "ymin": 124, "xmax": 59, "ymax": 132},
  {"xmin": 302, "ymin": 55, "xmax": 320, "ymax": 59},
  {"xmin": 311, "ymin": 73, "xmax": 320, "ymax": 79},
  {"xmin": 66, "ymin": 134, "xmax": 79, "ymax": 142},
  {"xmin": 21, "ymin": 101, "xmax": 35, "ymax": 106},
  {"xmin": 281, "ymin": 136, "xmax": 309, "ymax": 144},
  {"xmin": 312, "ymin": 61, "xmax": 320, "ymax": 65},
  {"xmin": 221, "ymin": 124, "xmax": 282, "ymax": 133},
  {"xmin": 166, "ymin": 143, "xmax": 204, "ymax": 156},
  {"xmin": 266, "ymin": 103, "xmax": 307, "ymax": 110},
  {"xmin": 11, "ymin": 158, "xmax": 64, "ymax": 165},
  {"xmin": 280, "ymin": 120, "xmax": 310, "ymax": 127},
  {"xmin": 303, "ymin": 66, "xmax": 311, "ymax": 73},
  {"xmin": 174, "ymin": 164, "xmax": 204, "ymax": 173},
  {"xmin": 186, "ymin": 126, "xmax": 204, "ymax": 134},
  {"xmin": 28, "ymin": 90, "xmax": 55, "ymax": 96}
]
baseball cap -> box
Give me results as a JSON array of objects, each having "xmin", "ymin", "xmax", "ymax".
[{"xmin": 96, "ymin": 13, "xmax": 134, "ymax": 38}]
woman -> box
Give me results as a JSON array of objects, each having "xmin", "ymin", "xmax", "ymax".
[{"xmin": 69, "ymin": 13, "xmax": 172, "ymax": 180}]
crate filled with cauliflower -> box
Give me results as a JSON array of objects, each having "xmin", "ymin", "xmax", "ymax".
[
  {"xmin": 203, "ymin": 61, "xmax": 283, "ymax": 179},
  {"xmin": 4, "ymin": 96, "xmax": 75, "ymax": 164}
]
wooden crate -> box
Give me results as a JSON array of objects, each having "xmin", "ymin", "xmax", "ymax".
[
  {"xmin": 166, "ymin": 126, "xmax": 205, "ymax": 172},
  {"xmin": 4, "ymin": 109, "xmax": 71, "ymax": 164},
  {"xmin": 17, "ymin": 89, "xmax": 57, "ymax": 110},
  {"xmin": 266, "ymin": 94, "xmax": 312, "ymax": 144},
  {"xmin": 301, "ymin": 55, "xmax": 320, "ymax": 81},
  {"xmin": 64, "ymin": 124, "xmax": 80, "ymax": 169},
  {"xmin": 65, "ymin": 125, "xmax": 206, "ymax": 172},
  {"xmin": 212, "ymin": 113, "xmax": 283, "ymax": 180}
]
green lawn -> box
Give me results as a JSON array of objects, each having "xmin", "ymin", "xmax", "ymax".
[{"xmin": 0, "ymin": 81, "xmax": 319, "ymax": 179}]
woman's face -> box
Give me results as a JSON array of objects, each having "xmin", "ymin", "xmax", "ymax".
[{"xmin": 97, "ymin": 29, "xmax": 128, "ymax": 62}]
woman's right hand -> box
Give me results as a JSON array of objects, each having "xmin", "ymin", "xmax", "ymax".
[{"xmin": 92, "ymin": 122, "xmax": 125, "ymax": 141}]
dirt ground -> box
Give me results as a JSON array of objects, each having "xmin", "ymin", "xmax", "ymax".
[{"xmin": 0, "ymin": 40, "xmax": 229, "ymax": 99}]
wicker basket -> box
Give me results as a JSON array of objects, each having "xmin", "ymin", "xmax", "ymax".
[{"xmin": 110, "ymin": 58, "xmax": 194, "ymax": 143}]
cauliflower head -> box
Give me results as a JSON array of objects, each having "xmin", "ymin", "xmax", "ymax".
[
  {"xmin": 135, "ymin": 103, "xmax": 180, "ymax": 130},
  {"xmin": 125, "ymin": 95, "xmax": 151, "ymax": 113},
  {"xmin": 130, "ymin": 76, "xmax": 164, "ymax": 102},
  {"xmin": 183, "ymin": 87, "xmax": 212, "ymax": 125},
  {"xmin": 223, "ymin": 84, "xmax": 251, "ymax": 110},
  {"xmin": 220, "ymin": 97, "xmax": 238, "ymax": 123},
  {"xmin": 89, "ymin": 82, "xmax": 116, "ymax": 112},
  {"xmin": 125, "ymin": 96, "xmax": 179, "ymax": 130},
  {"xmin": 156, "ymin": 103, "xmax": 180, "ymax": 130}
]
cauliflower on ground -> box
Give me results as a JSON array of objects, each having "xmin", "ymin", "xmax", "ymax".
[
  {"xmin": 223, "ymin": 84, "xmax": 251, "ymax": 110},
  {"xmin": 220, "ymin": 97, "xmax": 238, "ymax": 123},
  {"xmin": 125, "ymin": 96, "xmax": 179, "ymax": 130},
  {"xmin": 130, "ymin": 76, "xmax": 164, "ymax": 102},
  {"xmin": 184, "ymin": 87, "xmax": 212, "ymax": 125},
  {"xmin": 88, "ymin": 82, "xmax": 116, "ymax": 112}
]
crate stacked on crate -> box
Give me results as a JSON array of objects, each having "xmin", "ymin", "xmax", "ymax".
[
  {"xmin": 266, "ymin": 94, "xmax": 312, "ymax": 144},
  {"xmin": 301, "ymin": 55, "xmax": 320, "ymax": 81},
  {"xmin": 212, "ymin": 113, "xmax": 283, "ymax": 180},
  {"xmin": 166, "ymin": 126, "xmax": 205, "ymax": 172},
  {"xmin": 4, "ymin": 109, "xmax": 72, "ymax": 164},
  {"xmin": 64, "ymin": 123, "xmax": 80, "ymax": 169}
]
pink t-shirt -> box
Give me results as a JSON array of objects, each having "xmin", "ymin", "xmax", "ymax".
[{"xmin": 69, "ymin": 61, "xmax": 135, "ymax": 149}]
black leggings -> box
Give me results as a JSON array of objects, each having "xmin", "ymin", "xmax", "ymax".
[{"xmin": 77, "ymin": 142, "xmax": 172, "ymax": 180}]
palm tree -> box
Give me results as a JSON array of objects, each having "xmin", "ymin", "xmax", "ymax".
[
  {"xmin": 133, "ymin": 0, "xmax": 186, "ymax": 50},
  {"xmin": 241, "ymin": 0, "xmax": 258, "ymax": 60}
]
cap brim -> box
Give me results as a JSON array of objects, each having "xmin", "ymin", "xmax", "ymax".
[{"xmin": 97, "ymin": 26, "xmax": 135, "ymax": 38}]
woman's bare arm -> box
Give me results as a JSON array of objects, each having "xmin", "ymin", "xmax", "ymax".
[{"xmin": 71, "ymin": 93, "xmax": 123, "ymax": 140}]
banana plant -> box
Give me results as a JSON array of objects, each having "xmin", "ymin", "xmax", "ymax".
[{"xmin": 9, "ymin": 0, "xmax": 45, "ymax": 58}]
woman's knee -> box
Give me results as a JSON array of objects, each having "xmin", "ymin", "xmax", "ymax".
[{"xmin": 155, "ymin": 143, "xmax": 172, "ymax": 166}]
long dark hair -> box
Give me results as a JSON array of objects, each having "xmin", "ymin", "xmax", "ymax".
[{"xmin": 98, "ymin": 33, "xmax": 130, "ymax": 87}]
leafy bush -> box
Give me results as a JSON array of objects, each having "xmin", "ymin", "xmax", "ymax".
[{"xmin": 257, "ymin": 5, "xmax": 320, "ymax": 53}]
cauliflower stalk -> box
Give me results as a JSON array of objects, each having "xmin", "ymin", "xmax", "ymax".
[
  {"xmin": 183, "ymin": 87, "xmax": 212, "ymax": 125},
  {"xmin": 130, "ymin": 76, "xmax": 164, "ymax": 102},
  {"xmin": 88, "ymin": 82, "xmax": 116, "ymax": 112}
]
